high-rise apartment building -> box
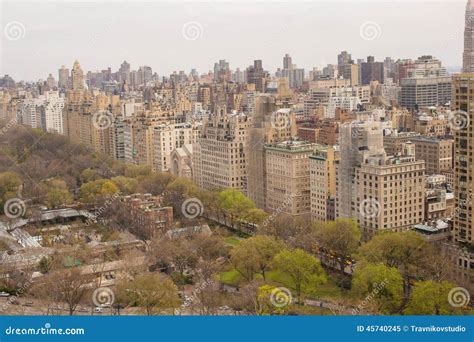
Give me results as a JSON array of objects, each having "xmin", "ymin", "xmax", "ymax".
[
  {"xmin": 58, "ymin": 65, "xmax": 70, "ymax": 89},
  {"xmin": 213, "ymin": 60, "xmax": 231, "ymax": 83},
  {"xmin": 361, "ymin": 56, "xmax": 384, "ymax": 85},
  {"xmin": 336, "ymin": 120, "xmax": 386, "ymax": 219},
  {"xmin": 153, "ymin": 122, "xmax": 200, "ymax": 173},
  {"xmin": 453, "ymin": 74, "xmax": 474, "ymax": 246},
  {"xmin": 71, "ymin": 60, "xmax": 85, "ymax": 91},
  {"xmin": 42, "ymin": 91, "xmax": 65, "ymax": 134},
  {"xmin": 247, "ymin": 98, "xmax": 297, "ymax": 210},
  {"xmin": 463, "ymin": 0, "xmax": 474, "ymax": 73},
  {"xmin": 246, "ymin": 60, "xmax": 266, "ymax": 92},
  {"xmin": 411, "ymin": 136, "xmax": 453, "ymax": 175},
  {"xmin": 193, "ymin": 107, "xmax": 252, "ymax": 192},
  {"xmin": 400, "ymin": 56, "xmax": 452, "ymax": 109},
  {"xmin": 310, "ymin": 145, "xmax": 339, "ymax": 221},
  {"xmin": 355, "ymin": 143, "xmax": 425, "ymax": 237},
  {"xmin": 265, "ymin": 140, "xmax": 316, "ymax": 216},
  {"xmin": 283, "ymin": 53, "xmax": 292, "ymax": 70}
]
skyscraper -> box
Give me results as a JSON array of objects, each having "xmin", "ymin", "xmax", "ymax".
[
  {"xmin": 283, "ymin": 53, "xmax": 292, "ymax": 70},
  {"xmin": 360, "ymin": 56, "xmax": 384, "ymax": 85},
  {"xmin": 58, "ymin": 65, "xmax": 69, "ymax": 89},
  {"xmin": 453, "ymin": 74, "xmax": 474, "ymax": 246},
  {"xmin": 71, "ymin": 60, "xmax": 85, "ymax": 91},
  {"xmin": 463, "ymin": 0, "xmax": 474, "ymax": 73}
]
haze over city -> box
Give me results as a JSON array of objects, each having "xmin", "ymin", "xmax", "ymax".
[{"xmin": 0, "ymin": 0, "xmax": 467, "ymax": 81}]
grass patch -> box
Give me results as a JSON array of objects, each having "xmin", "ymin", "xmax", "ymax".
[
  {"xmin": 266, "ymin": 270, "xmax": 345, "ymax": 300},
  {"xmin": 224, "ymin": 237, "xmax": 241, "ymax": 246},
  {"xmin": 219, "ymin": 269, "xmax": 243, "ymax": 286}
]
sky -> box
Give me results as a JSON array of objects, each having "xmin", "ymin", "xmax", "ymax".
[{"xmin": 0, "ymin": 0, "xmax": 467, "ymax": 82}]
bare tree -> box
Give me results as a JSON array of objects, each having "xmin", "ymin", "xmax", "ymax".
[{"xmin": 39, "ymin": 268, "xmax": 93, "ymax": 315}]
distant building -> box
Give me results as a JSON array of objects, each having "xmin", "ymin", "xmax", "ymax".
[
  {"xmin": 463, "ymin": 0, "xmax": 474, "ymax": 72},
  {"xmin": 400, "ymin": 56, "xmax": 452, "ymax": 109},
  {"xmin": 360, "ymin": 56, "xmax": 384, "ymax": 85}
]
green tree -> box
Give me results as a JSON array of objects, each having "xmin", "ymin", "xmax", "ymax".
[
  {"xmin": 124, "ymin": 164, "xmax": 152, "ymax": 178},
  {"xmin": 38, "ymin": 256, "xmax": 52, "ymax": 274},
  {"xmin": 80, "ymin": 168, "xmax": 102, "ymax": 182},
  {"xmin": 117, "ymin": 274, "xmax": 181, "ymax": 315},
  {"xmin": 0, "ymin": 171, "xmax": 22, "ymax": 207},
  {"xmin": 244, "ymin": 208, "xmax": 268, "ymax": 226},
  {"xmin": 404, "ymin": 281, "xmax": 467, "ymax": 315},
  {"xmin": 163, "ymin": 177, "xmax": 199, "ymax": 217},
  {"xmin": 45, "ymin": 180, "xmax": 73, "ymax": 208},
  {"xmin": 272, "ymin": 249, "xmax": 326, "ymax": 300},
  {"xmin": 218, "ymin": 189, "xmax": 255, "ymax": 227},
  {"xmin": 136, "ymin": 172, "xmax": 175, "ymax": 195},
  {"xmin": 111, "ymin": 176, "xmax": 138, "ymax": 195},
  {"xmin": 256, "ymin": 285, "xmax": 292, "ymax": 315},
  {"xmin": 314, "ymin": 218, "xmax": 361, "ymax": 274},
  {"xmin": 230, "ymin": 236, "xmax": 285, "ymax": 281},
  {"xmin": 79, "ymin": 179, "xmax": 119, "ymax": 204},
  {"xmin": 352, "ymin": 262, "xmax": 404, "ymax": 314},
  {"xmin": 357, "ymin": 231, "xmax": 430, "ymax": 301}
]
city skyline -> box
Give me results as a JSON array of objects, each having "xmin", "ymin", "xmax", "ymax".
[{"xmin": 1, "ymin": 0, "xmax": 467, "ymax": 81}]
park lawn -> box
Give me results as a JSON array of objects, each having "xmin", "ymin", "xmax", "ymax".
[
  {"xmin": 219, "ymin": 269, "xmax": 243, "ymax": 286},
  {"xmin": 218, "ymin": 268, "xmax": 350, "ymax": 303},
  {"xmin": 224, "ymin": 236, "xmax": 241, "ymax": 246},
  {"xmin": 266, "ymin": 270, "xmax": 345, "ymax": 301}
]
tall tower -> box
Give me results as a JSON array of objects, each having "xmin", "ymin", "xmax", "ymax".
[
  {"xmin": 453, "ymin": 75, "xmax": 474, "ymax": 245},
  {"xmin": 463, "ymin": 0, "xmax": 474, "ymax": 73},
  {"xmin": 58, "ymin": 65, "xmax": 69, "ymax": 89},
  {"xmin": 283, "ymin": 54, "xmax": 292, "ymax": 70},
  {"xmin": 71, "ymin": 60, "xmax": 84, "ymax": 91}
]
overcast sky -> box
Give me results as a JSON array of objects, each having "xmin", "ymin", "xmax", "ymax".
[{"xmin": 0, "ymin": 0, "xmax": 467, "ymax": 82}]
